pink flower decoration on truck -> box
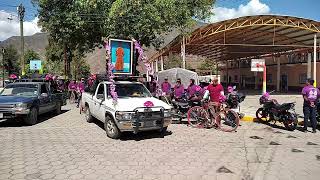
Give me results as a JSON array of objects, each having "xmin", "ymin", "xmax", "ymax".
[{"xmin": 144, "ymin": 101, "xmax": 154, "ymax": 107}]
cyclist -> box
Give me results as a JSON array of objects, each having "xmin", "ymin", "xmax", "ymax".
[
  {"xmin": 76, "ymin": 78, "xmax": 85, "ymax": 108},
  {"xmin": 68, "ymin": 80, "xmax": 77, "ymax": 102},
  {"xmin": 207, "ymin": 78, "xmax": 225, "ymax": 104}
]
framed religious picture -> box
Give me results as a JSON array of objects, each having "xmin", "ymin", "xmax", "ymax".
[{"xmin": 109, "ymin": 38, "xmax": 134, "ymax": 75}]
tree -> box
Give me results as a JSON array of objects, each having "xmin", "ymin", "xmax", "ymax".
[
  {"xmin": 24, "ymin": 49, "xmax": 40, "ymax": 64},
  {"xmin": 164, "ymin": 54, "xmax": 182, "ymax": 69},
  {"xmin": 198, "ymin": 59, "xmax": 216, "ymax": 74},
  {"xmin": 24, "ymin": 49, "xmax": 40, "ymax": 75},
  {"xmin": 33, "ymin": 0, "xmax": 214, "ymax": 52},
  {"xmin": 71, "ymin": 57, "xmax": 91, "ymax": 80},
  {"xmin": 3, "ymin": 45, "xmax": 20, "ymax": 76}
]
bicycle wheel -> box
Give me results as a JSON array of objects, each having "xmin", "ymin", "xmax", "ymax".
[
  {"xmin": 215, "ymin": 110, "xmax": 239, "ymax": 132},
  {"xmin": 187, "ymin": 106, "xmax": 209, "ymax": 128}
]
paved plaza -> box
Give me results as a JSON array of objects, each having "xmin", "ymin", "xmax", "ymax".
[{"xmin": 0, "ymin": 102, "xmax": 320, "ymax": 180}]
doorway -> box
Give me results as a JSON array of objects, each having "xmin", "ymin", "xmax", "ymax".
[{"xmin": 281, "ymin": 74, "xmax": 288, "ymax": 92}]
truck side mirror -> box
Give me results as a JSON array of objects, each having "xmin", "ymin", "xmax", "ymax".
[{"xmin": 96, "ymin": 94, "xmax": 104, "ymax": 100}]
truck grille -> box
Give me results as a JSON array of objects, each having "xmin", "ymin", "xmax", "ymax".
[
  {"xmin": 0, "ymin": 104, "xmax": 15, "ymax": 112},
  {"xmin": 135, "ymin": 111, "xmax": 162, "ymax": 121}
]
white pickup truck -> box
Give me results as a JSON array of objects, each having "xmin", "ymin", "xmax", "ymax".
[{"xmin": 81, "ymin": 81, "xmax": 172, "ymax": 139}]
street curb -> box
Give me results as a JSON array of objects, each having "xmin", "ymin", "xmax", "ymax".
[{"xmin": 241, "ymin": 116, "xmax": 255, "ymax": 122}]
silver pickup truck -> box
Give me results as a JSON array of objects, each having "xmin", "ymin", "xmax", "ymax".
[{"xmin": 81, "ymin": 81, "xmax": 172, "ymax": 139}]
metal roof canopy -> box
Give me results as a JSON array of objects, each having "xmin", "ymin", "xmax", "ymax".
[{"xmin": 150, "ymin": 15, "xmax": 320, "ymax": 63}]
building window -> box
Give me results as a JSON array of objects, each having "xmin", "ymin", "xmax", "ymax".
[
  {"xmin": 299, "ymin": 74, "xmax": 307, "ymax": 84},
  {"xmin": 267, "ymin": 74, "xmax": 272, "ymax": 83}
]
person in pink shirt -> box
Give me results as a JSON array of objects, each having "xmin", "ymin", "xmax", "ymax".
[
  {"xmin": 76, "ymin": 78, "xmax": 86, "ymax": 108},
  {"xmin": 173, "ymin": 79, "xmax": 185, "ymax": 99},
  {"xmin": 187, "ymin": 79, "xmax": 198, "ymax": 98},
  {"xmin": 161, "ymin": 78, "xmax": 171, "ymax": 95}
]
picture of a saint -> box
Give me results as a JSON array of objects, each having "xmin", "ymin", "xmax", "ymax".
[
  {"xmin": 115, "ymin": 42, "xmax": 124, "ymax": 71},
  {"xmin": 110, "ymin": 39, "xmax": 133, "ymax": 75}
]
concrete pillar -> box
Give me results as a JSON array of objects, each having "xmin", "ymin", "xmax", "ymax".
[
  {"xmin": 146, "ymin": 69, "xmax": 149, "ymax": 81},
  {"xmin": 151, "ymin": 62, "xmax": 154, "ymax": 72},
  {"xmin": 255, "ymin": 71, "xmax": 259, "ymax": 90},
  {"xmin": 238, "ymin": 60, "xmax": 241, "ymax": 89},
  {"xmin": 181, "ymin": 36, "xmax": 186, "ymax": 69},
  {"xmin": 155, "ymin": 59, "xmax": 158, "ymax": 72},
  {"xmin": 160, "ymin": 56, "xmax": 164, "ymax": 71},
  {"xmin": 276, "ymin": 56, "xmax": 280, "ymax": 91},
  {"xmin": 314, "ymin": 34, "xmax": 317, "ymax": 87},
  {"xmin": 308, "ymin": 53, "xmax": 312, "ymax": 78},
  {"xmin": 226, "ymin": 61, "xmax": 229, "ymax": 84}
]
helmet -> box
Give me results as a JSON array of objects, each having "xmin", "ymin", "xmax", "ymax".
[{"xmin": 227, "ymin": 86, "xmax": 233, "ymax": 93}]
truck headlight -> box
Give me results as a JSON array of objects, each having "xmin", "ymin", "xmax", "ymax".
[
  {"xmin": 115, "ymin": 112, "xmax": 134, "ymax": 121},
  {"xmin": 15, "ymin": 103, "xmax": 28, "ymax": 110},
  {"xmin": 163, "ymin": 109, "xmax": 172, "ymax": 118},
  {"xmin": 14, "ymin": 103, "xmax": 29, "ymax": 113}
]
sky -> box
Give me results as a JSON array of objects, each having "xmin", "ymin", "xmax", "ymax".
[{"xmin": 0, "ymin": 0, "xmax": 319, "ymax": 41}]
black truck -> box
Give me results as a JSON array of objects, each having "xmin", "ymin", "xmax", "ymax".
[{"xmin": 0, "ymin": 82, "xmax": 66, "ymax": 125}]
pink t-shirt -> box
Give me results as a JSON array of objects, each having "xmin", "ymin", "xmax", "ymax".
[
  {"xmin": 207, "ymin": 84, "xmax": 224, "ymax": 102},
  {"xmin": 174, "ymin": 84, "xmax": 185, "ymax": 98},
  {"xmin": 187, "ymin": 84, "xmax": 198, "ymax": 97},
  {"xmin": 77, "ymin": 82, "xmax": 85, "ymax": 93},
  {"xmin": 68, "ymin": 82, "xmax": 76, "ymax": 90},
  {"xmin": 302, "ymin": 85, "xmax": 320, "ymax": 104},
  {"xmin": 161, "ymin": 82, "xmax": 171, "ymax": 95}
]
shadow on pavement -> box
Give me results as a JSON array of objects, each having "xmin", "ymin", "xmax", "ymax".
[
  {"xmin": 0, "ymin": 110, "xmax": 69, "ymax": 127},
  {"xmin": 254, "ymin": 119, "xmax": 290, "ymax": 131},
  {"xmin": 91, "ymin": 119, "xmax": 173, "ymax": 141}
]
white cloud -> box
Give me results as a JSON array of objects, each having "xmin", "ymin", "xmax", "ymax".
[
  {"xmin": 0, "ymin": 10, "xmax": 41, "ymax": 41},
  {"xmin": 209, "ymin": 0, "xmax": 271, "ymax": 22}
]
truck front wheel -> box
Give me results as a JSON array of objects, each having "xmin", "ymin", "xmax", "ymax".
[
  {"xmin": 24, "ymin": 107, "xmax": 38, "ymax": 125},
  {"xmin": 84, "ymin": 105, "xmax": 93, "ymax": 123},
  {"xmin": 55, "ymin": 102, "xmax": 61, "ymax": 114},
  {"xmin": 105, "ymin": 116, "xmax": 121, "ymax": 139}
]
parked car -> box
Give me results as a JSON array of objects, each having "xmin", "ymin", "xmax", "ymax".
[
  {"xmin": 81, "ymin": 81, "xmax": 172, "ymax": 139},
  {"xmin": 0, "ymin": 82, "xmax": 66, "ymax": 125}
]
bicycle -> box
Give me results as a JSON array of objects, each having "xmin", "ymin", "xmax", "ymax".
[
  {"xmin": 187, "ymin": 100, "xmax": 216, "ymax": 128},
  {"xmin": 187, "ymin": 100, "xmax": 240, "ymax": 132}
]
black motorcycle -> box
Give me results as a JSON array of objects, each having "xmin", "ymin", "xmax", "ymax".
[
  {"xmin": 256, "ymin": 92, "xmax": 298, "ymax": 131},
  {"xmin": 171, "ymin": 93, "xmax": 201, "ymax": 122},
  {"xmin": 226, "ymin": 88, "xmax": 246, "ymax": 119}
]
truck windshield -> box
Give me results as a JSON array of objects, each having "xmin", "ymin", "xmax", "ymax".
[
  {"xmin": 0, "ymin": 84, "xmax": 38, "ymax": 97},
  {"xmin": 115, "ymin": 83, "xmax": 152, "ymax": 98}
]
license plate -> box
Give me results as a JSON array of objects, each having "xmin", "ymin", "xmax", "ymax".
[
  {"xmin": 144, "ymin": 121, "xmax": 154, "ymax": 127},
  {"xmin": 0, "ymin": 113, "xmax": 3, "ymax": 118}
]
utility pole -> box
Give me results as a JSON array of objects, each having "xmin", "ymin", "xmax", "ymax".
[
  {"xmin": 18, "ymin": 3, "xmax": 25, "ymax": 76},
  {"xmin": 1, "ymin": 48, "xmax": 5, "ymax": 87}
]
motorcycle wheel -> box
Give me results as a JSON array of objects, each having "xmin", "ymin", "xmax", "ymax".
[
  {"xmin": 256, "ymin": 108, "xmax": 270, "ymax": 123},
  {"xmin": 283, "ymin": 112, "xmax": 298, "ymax": 131}
]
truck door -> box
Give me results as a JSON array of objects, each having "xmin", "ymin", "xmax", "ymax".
[
  {"xmin": 93, "ymin": 83, "xmax": 106, "ymax": 122},
  {"xmin": 39, "ymin": 84, "xmax": 51, "ymax": 114}
]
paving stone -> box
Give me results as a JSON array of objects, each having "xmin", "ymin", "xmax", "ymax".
[{"xmin": 0, "ymin": 103, "xmax": 319, "ymax": 180}]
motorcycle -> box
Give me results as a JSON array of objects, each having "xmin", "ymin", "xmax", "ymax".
[
  {"xmin": 256, "ymin": 91, "xmax": 298, "ymax": 131},
  {"xmin": 171, "ymin": 92, "xmax": 201, "ymax": 122},
  {"xmin": 225, "ymin": 86, "xmax": 246, "ymax": 119}
]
